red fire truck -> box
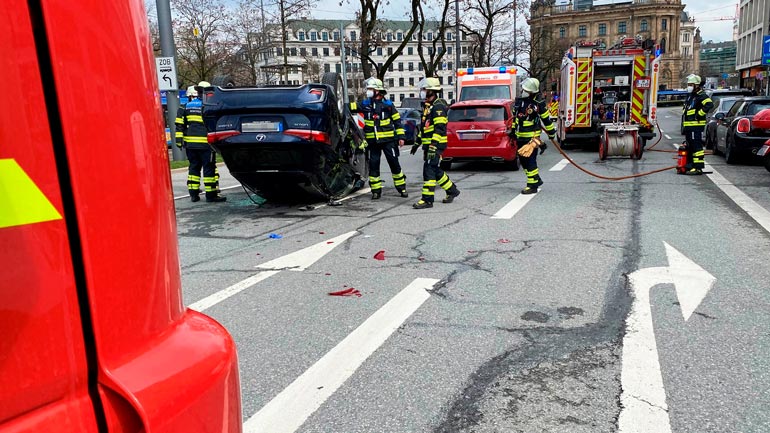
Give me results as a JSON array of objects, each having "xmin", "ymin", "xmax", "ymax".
[{"xmin": 1, "ymin": 1, "xmax": 242, "ymax": 432}]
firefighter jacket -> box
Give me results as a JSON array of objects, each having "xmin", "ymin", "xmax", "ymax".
[
  {"xmin": 682, "ymin": 90, "xmax": 714, "ymax": 129},
  {"xmin": 420, "ymin": 98, "xmax": 449, "ymax": 150},
  {"xmin": 349, "ymin": 98, "xmax": 405, "ymax": 144},
  {"xmin": 175, "ymin": 98, "xmax": 209, "ymax": 149},
  {"xmin": 514, "ymin": 96, "xmax": 556, "ymax": 143}
]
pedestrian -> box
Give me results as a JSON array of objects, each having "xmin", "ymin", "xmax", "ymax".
[
  {"xmin": 349, "ymin": 77, "xmax": 408, "ymax": 199},
  {"xmin": 513, "ymin": 77, "xmax": 556, "ymax": 194},
  {"xmin": 197, "ymin": 81, "xmax": 224, "ymax": 197},
  {"xmin": 681, "ymin": 74, "xmax": 713, "ymax": 175},
  {"xmin": 411, "ymin": 77, "xmax": 460, "ymax": 209},
  {"xmin": 175, "ymin": 81, "xmax": 226, "ymax": 202}
]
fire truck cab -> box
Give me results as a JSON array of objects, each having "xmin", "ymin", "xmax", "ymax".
[
  {"xmin": 558, "ymin": 37, "xmax": 661, "ymax": 153},
  {"xmin": 1, "ymin": 1, "xmax": 241, "ymax": 432}
]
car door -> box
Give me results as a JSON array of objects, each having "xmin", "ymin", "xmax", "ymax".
[{"xmin": 716, "ymin": 100, "xmax": 743, "ymax": 152}]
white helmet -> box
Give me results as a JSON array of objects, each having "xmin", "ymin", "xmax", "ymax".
[
  {"xmin": 521, "ymin": 77, "xmax": 540, "ymax": 94},
  {"xmin": 186, "ymin": 85, "xmax": 198, "ymax": 97},
  {"xmin": 418, "ymin": 77, "xmax": 442, "ymax": 91},
  {"xmin": 686, "ymin": 74, "xmax": 701, "ymax": 85},
  {"xmin": 365, "ymin": 77, "xmax": 386, "ymax": 91},
  {"xmin": 198, "ymin": 81, "xmax": 212, "ymax": 88}
]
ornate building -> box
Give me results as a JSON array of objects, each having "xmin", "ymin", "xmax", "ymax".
[{"xmin": 530, "ymin": 0, "xmax": 689, "ymax": 90}]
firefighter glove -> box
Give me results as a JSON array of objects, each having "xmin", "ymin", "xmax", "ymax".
[
  {"xmin": 410, "ymin": 144, "xmax": 420, "ymax": 155},
  {"xmin": 427, "ymin": 144, "xmax": 437, "ymax": 160},
  {"xmin": 358, "ymin": 141, "xmax": 368, "ymax": 151},
  {"xmin": 539, "ymin": 142, "xmax": 548, "ymax": 155}
]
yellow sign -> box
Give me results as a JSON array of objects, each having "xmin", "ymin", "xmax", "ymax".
[{"xmin": 0, "ymin": 159, "xmax": 62, "ymax": 229}]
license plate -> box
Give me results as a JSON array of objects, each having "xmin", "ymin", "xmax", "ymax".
[
  {"xmin": 242, "ymin": 121, "xmax": 281, "ymax": 132},
  {"xmin": 758, "ymin": 145, "xmax": 770, "ymax": 156},
  {"xmin": 460, "ymin": 132, "xmax": 485, "ymax": 140}
]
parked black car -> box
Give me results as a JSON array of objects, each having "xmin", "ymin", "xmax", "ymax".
[
  {"xmin": 704, "ymin": 96, "xmax": 740, "ymax": 149},
  {"xmin": 680, "ymin": 88, "xmax": 753, "ymax": 135},
  {"xmin": 713, "ymin": 96, "xmax": 770, "ymax": 164},
  {"xmin": 397, "ymin": 108, "xmax": 422, "ymax": 146},
  {"xmin": 203, "ymin": 73, "xmax": 368, "ymax": 201}
]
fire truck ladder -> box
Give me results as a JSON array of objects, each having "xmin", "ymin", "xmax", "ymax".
[{"xmin": 575, "ymin": 58, "xmax": 592, "ymax": 127}]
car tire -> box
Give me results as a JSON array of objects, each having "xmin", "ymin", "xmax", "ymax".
[
  {"xmin": 724, "ymin": 135, "xmax": 739, "ymax": 164},
  {"xmin": 764, "ymin": 155, "xmax": 770, "ymax": 172},
  {"xmin": 211, "ymin": 75, "xmax": 235, "ymax": 88},
  {"xmin": 503, "ymin": 158, "xmax": 520, "ymax": 171},
  {"xmin": 322, "ymin": 72, "xmax": 351, "ymax": 141},
  {"xmin": 439, "ymin": 160, "xmax": 452, "ymax": 171}
]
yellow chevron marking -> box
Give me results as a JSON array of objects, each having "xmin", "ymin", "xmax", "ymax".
[{"xmin": 0, "ymin": 159, "xmax": 62, "ymax": 229}]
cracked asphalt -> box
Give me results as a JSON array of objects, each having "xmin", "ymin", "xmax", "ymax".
[{"xmin": 173, "ymin": 107, "xmax": 770, "ymax": 432}]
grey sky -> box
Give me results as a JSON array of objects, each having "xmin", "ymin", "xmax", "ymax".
[{"xmin": 310, "ymin": 0, "xmax": 737, "ymax": 43}]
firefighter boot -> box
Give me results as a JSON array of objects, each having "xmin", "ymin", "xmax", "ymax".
[
  {"xmin": 413, "ymin": 200, "xmax": 433, "ymax": 209},
  {"xmin": 190, "ymin": 192, "xmax": 201, "ymax": 202},
  {"xmin": 685, "ymin": 168, "xmax": 703, "ymax": 175},
  {"xmin": 206, "ymin": 192, "xmax": 227, "ymax": 202},
  {"xmin": 442, "ymin": 186, "xmax": 461, "ymax": 203},
  {"xmin": 372, "ymin": 190, "xmax": 382, "ymax": 200}
]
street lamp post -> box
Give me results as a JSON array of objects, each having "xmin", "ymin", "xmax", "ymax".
[{"xmin": 156, "ymin": 0, "xmax": 185, "ymax": 161}]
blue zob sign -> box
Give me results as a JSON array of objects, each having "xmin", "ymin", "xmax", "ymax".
[{"xmin": 763, "ymin": 35, "xmax": 770, "ymax": 64}]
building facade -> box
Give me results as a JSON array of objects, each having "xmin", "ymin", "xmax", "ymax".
[
  {"xmin": 679, "ymin": 12, "xmax": 701, "ymax": 79},
  {"xmin": 258, "ymin": 19, "xmax": 475, "ymax": 104},
  {"xmin": 735, "ymin": 0, "xmax": 770, "ymax": 91},
  {"xmin": 530, "ymin": 0, "xmax": 689, "ymax": 90},
  {"xmin": 700, "ymin": 41, "xmax": 739, "ymax": 88}
]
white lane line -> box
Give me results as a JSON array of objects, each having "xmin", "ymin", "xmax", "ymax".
[
  {"xmin": 174, "ymin": 184, "xmax": 241, "ymax": 200},
  {"xmin": 659, "ymin": 128, "xmax": 665, "ymax": 133},
  {"xmin": 549, "ymin": 158, "xmax": 570, "ymax": 171},
  {"xmin": 491, "ymin": 191, "xmax": 539, "ymax": 219},
  {"xmin": 244, "ymin": 277, "xmax": 439, "ymax": 433},
  {"xmin": 705, "ymin": 163, "xmax": 770, "ymax": 234},
  {"xmin": 664, "ymin": 134, "xmax": 672, "ymax": 140},
  {"xmin": 188, "ymin": 231, "xmax": 357, "ymax": 311}
]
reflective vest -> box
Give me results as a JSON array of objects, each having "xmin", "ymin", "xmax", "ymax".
[
  {"xmin": 514, "ymin": 96, "xmax": 556, "ymax": 141},
  {"xmin": 175, "ymin": 99, "xmax": 209, "ymax": 149},
  {"xmin": 682, "ymin": 90, "xmax": 714, "ymax": 129},
  {"xmin": 349, "ymin": 98, "xmax": 405, "ymax": 143},
  {"xmin": 421, "ymin": 98, "xmax": 448, "ymax": 150}
]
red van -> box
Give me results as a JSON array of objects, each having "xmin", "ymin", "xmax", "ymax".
[{"xmin": 1, "ymin": 1, "xmax": 241, "ymax": 432}]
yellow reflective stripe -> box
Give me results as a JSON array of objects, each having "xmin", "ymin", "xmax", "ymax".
[
  {"xmin": 433, "ymin": 136, "xmax": 448, "ymax": 143},
  {"xmin": 380, "ymin": 119, "xmax": 392, "ymax": 125},
  {"xmin": 392, "ymin": 113, "xmax": 401, "ymax": 120},
  {"xmin": 175, "ymin": 132, "xmax": 184, "ymax": 138},
  {"xmin": 186, "ymin": 115, "xmax": 203, "ymax": 122},
  {"xmin": 544, "ymin": 123, "xmax": 556, "ymax": 132},
  {"xmin": 0, "ymin": 159, "xmax": 63, "ymax": 229},
  {"xmin": 433, "ymin": 117, "xmax": 448, "ymax": 125},
  {"xmin": 350, "ymin": 102, "xmax": 358, "ymax": 110},
  {"xmin": 175, "ymin": 117, "xmax": 184, "ymax": 124},
  {"xmin": 377, "ymin": 131, "xmax": 395, "ymax": 137},
  {"xmin": 540, "ymin": 112, "xmax": 550, "ymax": 119},
  {"xmin": 365, "ymin": 133, "xmax": 376, "ymax": 138},
  {"xmin": 184, "ymin": 136, "xmax": 209, "ymax": 143},
  {"xmin": 364, "ymin": 120, "xmax": 375, "ymax": 126},
  {"xmin": 188, "ymin": 175, "xmax": 201, "ymax": 181},
  {"xmin": 424, "ymin": 126, "xmax": 435, "ymax": 133},
  {"xmin": 523, "ymin": 120, "xmax": 536, "ymax": 127},
  {"xmin": 396, "ymin": 128, "xmax": 405, "ymax": 135},
  {"xmin": 517, "ymin": 131, "xmax": 537, "ymax": 138}
]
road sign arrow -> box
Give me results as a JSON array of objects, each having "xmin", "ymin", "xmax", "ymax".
[
  {"xmin": 189, "ymin": 231, "xmax": 357, "ymax": 311},
  {"xmin": 618, "ymin": 242, "xmax": 716, "ymax": 433},
  {"xmin": 163, "ymin": 74, "xmax": 173, "ymax": 88}
]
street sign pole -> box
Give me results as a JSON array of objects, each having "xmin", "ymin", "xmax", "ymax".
[{"xmin": 157, "ymin": 0, "xmax": 185, "ymax": 161}]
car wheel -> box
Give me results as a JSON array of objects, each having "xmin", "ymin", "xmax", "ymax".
[
  {"xmin": 211, "ymin": 75, "xmax": 235, "ymax": 88},
  {"xmin": 712, "ymin": 135, "xmax": 723, "ymax": 155},
  {"xmin": 321, "ymin": 72, "xmax": 350, "ymax": 139},
  {"xmin": 503, "ymin": 158, "xmax": 520, "ymax": 171},
  {"xmin": 764, "ymin": 155, "xmax": 770, "ymax": 172},
  {"xmin": 724, "ymin": 135, "xmax": 739, "ymax": 164},
  {"xmin": 439, "ymin": 160, "xmax": 452, "ymax": 171}
]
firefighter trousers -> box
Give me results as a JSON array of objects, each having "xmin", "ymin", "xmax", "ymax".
[
  {"xmin": 684, "ymin": 128, "xmax": 705, "ymax": 170},
  {"xmin": 368, "ymin": 141, "xmax": 406, "ymax": 193},
  {"xmin": 421, "ymin": 151, "xmax": 458, "ymax": 203},
  {"xmin": 186, "ymin": 147, "xmax": 214, "ymax": 197},
  {"xmin": 518, "ymin": 139, "xmax": 543, "ymax": 189}
]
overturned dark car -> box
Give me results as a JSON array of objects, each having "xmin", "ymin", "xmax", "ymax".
[{"xmin": 203, "ymin": 73, "xmax": 368, "ymax": 201}]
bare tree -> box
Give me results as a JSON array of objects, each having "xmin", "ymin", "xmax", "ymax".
[
  {"xmin": 144, "ymin": 1, "xmax": 161, "ymax": 55},
  {"xmin": 225, "ymin": 0, "xmax": 275, "ymax": 85},
  {"xmin": 272, "ymin": 0, "xmax": 311, "ymax": 83},
  {"xmin": 415, "ymin": 0, "xmax": 452, "ymax": 77},
  {"xmin": 460, "ymin": 0, "xmax": 515, "ymax": 67},
  {"xmin": 171, "ymin": 0, "xmax": 232, "ymax": 86},
  {"xmin": 302, "ymin": 55, "xmax": 324, "ymax": 83},
  {"xmin": 518, "ymin": 25, "xmax": 569, "ymax": 84}
]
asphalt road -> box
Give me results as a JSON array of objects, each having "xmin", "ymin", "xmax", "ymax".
[{"xmin": 172, "ymin": 107, "xmax": 770, "ymax": 433}]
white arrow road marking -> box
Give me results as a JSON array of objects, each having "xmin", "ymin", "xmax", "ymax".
[
  {"xmin": 619, "ymin": 242, "xmax": 716, "ymax": 433},
  {"xmin": 244, "ymin": 277, "xmax": 439, "ymax": 433},
  {"xmin": 188, "ymin": 231, "xmax": 357, "ymax": 311},
  {"xmin": 549, "ymin": 158, "xmax": 570, "ymax": 171}
]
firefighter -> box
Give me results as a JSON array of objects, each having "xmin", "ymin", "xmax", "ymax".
[
  {"xmin": 176, "ymin": 82, "xmax": 226, "ymax": 202},
  {"xmin": 681, "ymin": 74, "xmax": 713, "ymax": 175},
  {"xmin": 349, "ymin": 78, "xmax": 408, "ymax": 199},
  {"xmin": 411, "ymin": 77, "xmax": 460, "ymax": 209},
  {"xmin": 197, "ymin": 81, "xmax": 223, "ymax": 196},
  {"xmin": 513, "ymin": 77, "xmax": 556, "ymax": 194}
]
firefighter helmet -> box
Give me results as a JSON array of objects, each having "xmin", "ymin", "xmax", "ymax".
[
  {"xmin": 198, "ymin": 81, "xmax": 212, "ymax": 88},
  {"xmin": 186, "ymin": 85, "xmax": 198, "ymax": 97},
  {"xmin": 521, "ymin": 77, "xmax": 540, "ymax": 93},
  {"xmin": 365, "ymin": 77, "xmax": 385, "ymax": 91},
  {"xmin": 418, "ymin": 77, "xmax": 442, "ymax": 91},
  {"xmin": 686, "ymin": 74, "xmax": 701, "ymax": 85}
]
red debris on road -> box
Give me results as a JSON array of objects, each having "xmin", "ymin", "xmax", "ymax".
[{"xmin": 373, "ymin": 250, "xmax": 386, "ymax": 260}]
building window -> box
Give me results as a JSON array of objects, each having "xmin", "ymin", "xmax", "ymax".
[
  {"xmin": 409, "ymin": 93, "xmax": 415, "ymax": 98},
  {"xmin": 428, "ymin": 47, "xmax": 434, "ymax": 55},
  {"xmin": 462, "ymin": 31, "xmax": 467, "ymax": 40},
  {"xmin": 418, "ymin": 63, "xmax": 423, "ymax": 71},
  {"xmin": 447, "ymin": 32, "xmax": 453, "ymax": 40},
  {"xmin": 640, "ymin": 20, "xmax": 648, "ymax": 32},
  {"xmin": 290, "ymin": 48, "xmax": 297, "ymax": 56},
  {"xmin": 323, "ymin": 48, "xmax": 329, "ymax": 56},
  {"xmin": 683, "ymin": 46, "xmax": 689, "ymax": 57},
  {"xmin": 399, "ymin": 77, "xmax": 405, "ymax": 86},
  {"xmin": 683, "ymin": 32, "xmax": 690, "ymax": 42},
  {"xmin": 409, "ymin": 77, "xmax": 415, "ymax": 86},
  {"xmin": 559, "ymin": 27, "xmax": 566, "ymax": 39},
  {"xmin": 462, "ymin": 46, "xmax": 467, "ymax": 54},
  {"xmin": 448, "ymin": 46, "xmax": 453, "ymax": 54},
  {"xmin": 448, "ymin": 61, "xmax": 453, "ymax": 70},
  {"xmin": 310, "ymin": 32, "xmax": 317, "ymax": 41},
  {"xmin": 333, "ymin": 31, "xmax": 339, "ymax": 41},
  {"xmin": 408, "ymin": 47, "xmax": 414, "ymax": 55},
  {"xmin": 298, "ymin": 31, "xmax": 305, "ymax": 41},
  {"xmin": 399, "ymin": 94, "xmax": 404, "ymax": 101},
  {"xmin": 397, "ymin": 32, "xmax": 403, "ymax": 41},
  {"xmin": 598, "ymin": 23, "xmax": 606, "ymax": 36},
  {"xmin": 618, "ymin": 21, "xmax": 627, "ymax": 34},
  {"xmin": 388, "ymin": 47, "xmax": 393, "ymax": 56},
  {"xmin": 660, "ymin": 37, "xmax": 666, "ymax": 53},
  {"xmin": 579, "ymin": 25, "xmax": 587, "ymax": 37},
  {"xmin": 398, "ymin": 62, "xmax": 404, "ymax": 71},
  {"xmin": 438, "ymin": 76, "xmax": 444, "ymax": 85},
  {"xmin": 350, "ymin": 31, "xmax": 357, "ymax": 41},
  {"xmin": 377, "ymin": 47, "xmax": 383, "ymax": 56},
  {"xmin": 448, "ymin": 76, "xmax": 454, "ymax": 85},
  {"xmin": 448, "ymin": 91, "xmax": 454, "ymax": 100},
  {"xmin": 389, "ymin": 64, "xmax": 394, "ymax": 72},
  {"xmin": 387, "ymin": 33, "xmax": 392, "ymax": 41},
  {"xmin": 662, "ymin": 19, "xmax": 667, "ymax": 30},
  {"xmin": 322, "ymin": 32, "xmax": 329, "ymax": 41},
  {"xmin": 335, "ymin": 63, "xmax": 341, "ymax": 73},
  {"xmin": 324, "ymin": 64, "xmax": 331, "ymax": 73},
  {"xmin": 389, "ymin": 79, "xmax": 395, "ymax": 87},
  {"xmin": 408, "ymin": 62, "xmax": 414, "ymax": 71},
  {"xmin": 301, "ymin": 48, "xmax": 307, "ymax": 56},
  {"xmin": 428, "ymin": 32, "xmax": 433, "ymax": 41}
]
